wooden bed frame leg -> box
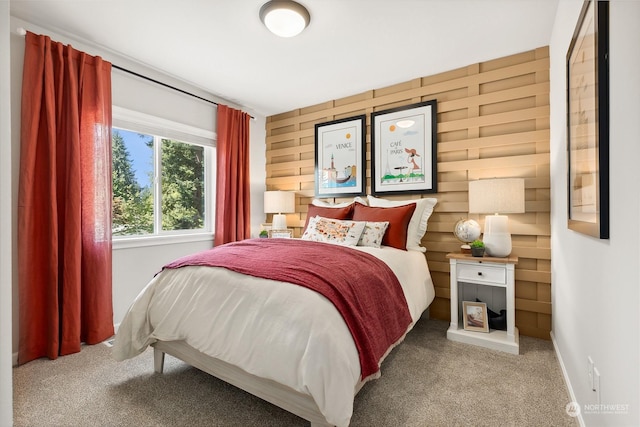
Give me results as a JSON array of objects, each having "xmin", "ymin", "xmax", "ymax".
[{"xmin": 153, "ymin": 347, "xmax": 165, "ymax": 374}]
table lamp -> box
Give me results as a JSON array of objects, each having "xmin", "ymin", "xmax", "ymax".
[
  {"xmin": 264, "ymin": 190, "xmax": 295, "ymax": 230},
  {"xmin": 468, "ymin": 178, "xmax": 525, "ymax": 257}
]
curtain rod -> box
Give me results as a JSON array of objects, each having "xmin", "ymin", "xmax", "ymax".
[
  {"xmin": 112, "ymin": 65, "xmax": 255, "ymax": 120},
  {"xmin": 16, "ymin": 27, "xmax": 255, "ymax": 120}
]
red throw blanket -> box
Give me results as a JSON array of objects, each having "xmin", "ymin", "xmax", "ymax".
[{"xmin": 163, "ymin": 238, "xmax": 412, "ymax": 380}]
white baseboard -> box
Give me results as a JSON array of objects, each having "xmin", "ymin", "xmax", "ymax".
[{"xmin": 551, "ymin": 330, "xmax": 585, "ymax": 427}]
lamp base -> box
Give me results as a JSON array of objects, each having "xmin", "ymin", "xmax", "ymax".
[
  {"xmin": 272, "ymin": 214, "xmax": 287, "ymax": 231},
  {"xmin": 483, "ymin": 215, "xmax": 512, "ymax": 257}
]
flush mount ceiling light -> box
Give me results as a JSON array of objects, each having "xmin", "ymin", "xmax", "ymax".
[{"xmin": 260, "ymin": 0, "xmax": 310, "ymax": 38}]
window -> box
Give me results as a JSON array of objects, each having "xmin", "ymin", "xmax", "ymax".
[{"xmin": 112, "ymin": 127, "xmax": 212, "ymax": 237}]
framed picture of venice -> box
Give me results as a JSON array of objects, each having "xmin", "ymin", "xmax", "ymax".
[{"xmin": 314, "ymin": 115, "xmax": 366, "ymax": 198}]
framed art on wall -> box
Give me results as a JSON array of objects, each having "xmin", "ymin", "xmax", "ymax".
[
  {"xmin": 566, "ymin": 0, "xmax": 609, "ymax": 239},
  {"xmin": 371, "ymin": 100, "xmax": 437, "ymax": 195},
  {"xmin": 314, "ymin": 115, "xmax": 366, "ymax": 198}
]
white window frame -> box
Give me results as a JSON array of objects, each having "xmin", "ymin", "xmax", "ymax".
[{"xmin": 112, "ymin": 106, "xmax": 216, "ymax": 249}]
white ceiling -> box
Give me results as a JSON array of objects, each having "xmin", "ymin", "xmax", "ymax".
[{"xmin": 10, "ymin": 0, "xmax": 559, "ymax": 117}]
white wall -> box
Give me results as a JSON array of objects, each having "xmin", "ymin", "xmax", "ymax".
[
  {"xmin": 112, "ymin": 240, "xmax": 213, "ymax": 325},
  {"xmin": 9, "ymin": 17, "xmax": 268, "ymax": 355},
  {"xmin": 0, "ymin": 1, "xmax": 13, "ymax": 424},
  {"xmin": 550, "ymin": 1, "xmax": 640, "ymax": 425}
]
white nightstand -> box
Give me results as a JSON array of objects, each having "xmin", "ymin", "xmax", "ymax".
[{"xmin": 446, "ymin": 253, "xmax": 519, "ymax": 354}]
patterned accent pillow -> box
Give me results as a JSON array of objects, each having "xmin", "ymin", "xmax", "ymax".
[
  {"xmin": 303, "ymin": 203, "xmax": 354, "ymax": 232},
  {"xmin": 358, "ymin": 221, "xmax": 389, "ymax": 248},
  {"xmin": 301, "ymin": 216, "xmax": 366, "ymax": 246}
]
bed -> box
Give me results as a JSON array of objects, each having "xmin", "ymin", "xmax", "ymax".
[{"xmin": 113, "ymin": 197, "xmax": 437, "ymax": 426}]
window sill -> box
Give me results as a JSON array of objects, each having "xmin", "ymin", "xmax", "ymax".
[{"xmin": 113, "ymin": 232, "xmax": 214, "ymax": 250}]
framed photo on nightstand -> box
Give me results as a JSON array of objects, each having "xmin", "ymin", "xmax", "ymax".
[
  {"xmin": 269, "ymin": 230, "xmax": 293, "ymax": 239},
  {"xmin": 462, "ymin": 301, "xmax": 489, "ymax": 333}
]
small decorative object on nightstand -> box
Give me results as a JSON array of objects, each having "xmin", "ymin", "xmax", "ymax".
[
  {"xmin": 259, "ymin": 223, "xmax": 271, "ymax": 238},
  {"xmin": 469, "ymin": 239, "xmax": 485, "ymax": 257},
  {"xmin": 269, "ymin": 229, "xmax": 293, "ymax": 238},
  {"xmin": 453, "ymin": 218, "xmax": 481, "ymax": 254},
  {"xmin": 446, "ymin": 252, "xmax": 519, "ymax": 354}
]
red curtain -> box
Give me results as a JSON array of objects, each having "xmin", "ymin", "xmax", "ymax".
[
  {"xmin": 214, "ymin": 104, "xmax": 251, "ymax": 245},
  {"xmin": 18, "ymin": 32, "xmax": 114, "ymax": 364}
]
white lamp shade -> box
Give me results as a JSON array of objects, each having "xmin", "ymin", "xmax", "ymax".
[
  {"xmin": 468, "ymin": 178, "xmax": 525, "ymax": 214},
  {"xmin": 468, "ymin": 178, "xmax": 524, "ymax": 258},
  {"xmin": 264, "ymin": 191, "xmax": 295, "ymax": 230},
  {"xmin": 264, "ymin": 191, "xmax": 295, "ymax": 213}
]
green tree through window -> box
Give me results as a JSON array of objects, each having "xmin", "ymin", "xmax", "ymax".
[{"xmin": 161, "ymin": 139, "xmax": 204, "ymax": 231}]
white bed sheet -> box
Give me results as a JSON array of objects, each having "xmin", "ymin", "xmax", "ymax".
[{"xmin": 112, "ymin": 244, "xmax": 435, "ymax": 427}]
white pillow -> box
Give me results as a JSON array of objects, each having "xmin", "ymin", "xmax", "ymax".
[
  {"xmin": 367, "ymin": 195, "xmax": 437, "ymax": 252},
  {"xmin": 357, "ymin": 221, "xmax": 389, "ymax": 248},
  {"xmin": 301, "ymin": 216, "xmax": 366, "ymax": 246},
  {"xmin": 311, "ymin": 196, "xmax": 368, "ymax": 207}
]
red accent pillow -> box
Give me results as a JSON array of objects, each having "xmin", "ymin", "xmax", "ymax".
[
  {"xmin": 304, "ymin": 203, "xmax": 355, "ymax": 231},
  {"xmin": 352, "ymin": 203, "xmax": 416, "ymax": 250}
]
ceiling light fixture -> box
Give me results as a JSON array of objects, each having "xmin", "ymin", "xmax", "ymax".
[{"xmin": 260, "ymin": 0, "xmax": 310, "ymax": 38}]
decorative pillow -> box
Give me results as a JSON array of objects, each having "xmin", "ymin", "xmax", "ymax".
[
  {"xmin": 312, "ymin": 196, "xmax": 367, "ymax": 208},
  {"xmin": 304, "ymin": 203, "xmax": 354, "ymax": 231},
  {"xmin": 367, "ymin": 195, "xmax": 437, "ymax": 252},
  {"xmin": 357, "ymin": 221, "xmax": 389, "ymax": 248},
  {"xmin": 301, "ymin": 216, "xmax": 366, "ymax": 246},
  {"xmin": 352, "ymin": 203, "xmax": 416, "ymax": 250}
]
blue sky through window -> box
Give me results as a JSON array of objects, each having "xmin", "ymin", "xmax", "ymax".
[{"xmin": 117, "ymin": 128, "xmax": 153, "ymax": 189}]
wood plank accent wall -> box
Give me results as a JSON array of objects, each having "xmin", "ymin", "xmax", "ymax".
[{"xmin": 265, "ymin": 47, "xmax": 551, "ymax": 339}]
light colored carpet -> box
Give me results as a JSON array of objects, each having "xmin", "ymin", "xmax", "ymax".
[{"xmin": 13, "ymin": 319, "xmax": 577, "ymax": 426}]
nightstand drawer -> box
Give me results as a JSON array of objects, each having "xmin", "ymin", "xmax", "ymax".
[{"xmin": 457, "ymin": 263, "xmax": 506, "ymax": 285}]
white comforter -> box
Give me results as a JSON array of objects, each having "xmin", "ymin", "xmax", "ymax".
[{"xmin": 112, "ymin": 244, "xmax": 435, "ymax": 426}]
